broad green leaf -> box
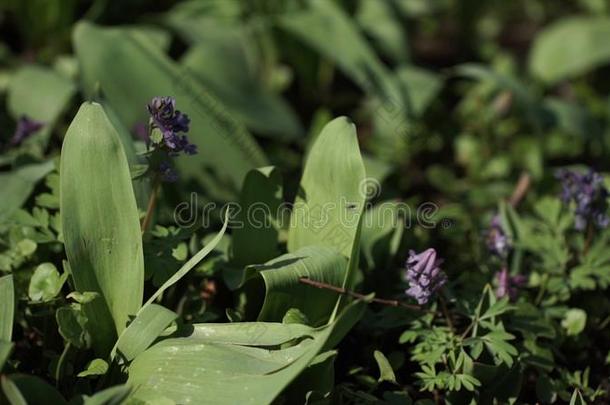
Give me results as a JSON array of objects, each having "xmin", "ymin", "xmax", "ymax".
[
  {"xmin": 0, "ymin": 341, "xmax": 12, "ymax": 371},
  {"xmin": 115, "ymin": 304, "xmax": 178, "ymax": 362},
  {"xmin": 288, "ymin": 117, "xmax": 366, "ymax": 259},
  {"xmin": 61, "ymin": 102, "xmax": 144, "ymax": 355},
  {"xmin": 7, "ymin": 65, "xmax": 75, "ymax": 147},
  {"xmin": 284, "ymin": 351, "xmax": 337, "ymax": 402},
  {"xmin": 1, "ymin": 374, "xmax": 68, "ymax": 405},
  {"xmin": 530, "ymin": 17, "xmax": 610, "ymax": 84},
  {"xmin": 102, "ymin": 101, "xmax": 150, "ymax": 209},
  {"xmin": 356, "ymin": 0, "xmax": 409, "ymax": 63},
  {"xmin": 73, "ymin": 21, "xmax": 267, "ymax": 188},
  {"xmin": 360, "ymin": 201, "xmax": 404, "ymax": 271},
  {"xmin": 82, "ymin": 385, "xmax": 131, "ymax": 405},
  {"xmin": 374, "ymin": 350, "xmax": 397, "ymax": 384},
  {"xmin": 0, "ymin": 161, "xmax": 54, "ymax": 223},
  {"xmin": 127, "ymin": 300, "xmax": 366, "ymax": 405},
  {"xmin": 250, "ymin": 246, "xmax": 348, "ymax": 325},
  {"xmin": 395, "ymin": 66, "xmax": 443, "ymax": 118},
  {"xmin": 182, "ymin": 41, "xmax": 302, "ymax": 139},
  {"xmin": 78, "ymin": 358, "xmax": 109, "ymax": 378},
  {"xmin": 279, "ymin": 0, "xmax": 394, "ymax": 100},
  {"xmin": 28, "ymin": 263, "xmax": 67, "ymax": 302},
  {"xmin": 1, "ymin": 376, "xmax": 26, "ymax": 405},
  {"xmin": 0, "ymin": 275, "xmax": 14, "ymax": 342},
  {"xmin": 231, "ymin": 167, "xmax": 283, "ymax": 267},
  {"xmin": 164, "ymin": 0, "xmax": 242, "ymax": 44}
]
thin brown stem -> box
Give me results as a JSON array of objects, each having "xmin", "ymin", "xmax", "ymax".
[
  {"xmin": 438, "ymin": 294, "xmax": 454, "ymax": 332},
  {"xmin": 141, "ymin": 178, "xmax": 160, "ymax": 234},
  {"xmin": 509, "ymin": 172, "xmax": 531, "ymax": 207},
  {"xmin": 298, "ymin": 277, "xmax": 435, "ymax": 314}
]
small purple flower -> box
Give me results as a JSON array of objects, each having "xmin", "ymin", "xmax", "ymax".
[
  {"xmin": 556, "ymin": 168, "xmax": 609, "ymax": 231},
  {"xmin": 147, "ymin": 96, "xmax": 196, "ymax": 155},
  {"xmin": 486, "ymin": 214, "xmax": 511, "ymax": 258},
  {"xmin": 159, "ymin": 161, "xmax": 179, "ymax": 183},
  {"xmin": 9, "ymin": 116, "xmax": 44, "ymax": 146},
  {"xmin": 403, "ymin": 248, "xmax": 447, "ymax": 305},
  {"xmin": 495, "ymin": 267, "xmax": 526, "ymax": 300}
]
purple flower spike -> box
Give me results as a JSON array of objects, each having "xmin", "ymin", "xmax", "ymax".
[
  {"xmin": 147, "ymin": 96, "xmax": 196, "ymax": 155},
  {"xmin": 495, "ymin": 267, "xmax": 526, "ymax": 301},
  {"xmin": 10, "ymin": 116, "xmax": 44, "ymax": 146},
  {"xmin": 486, "ymin": 214, "xmax": 511, "ymax": 258},
  {"xmin": 556, "ymin": 168, "xmax": 609, "ymax": 231},
  {"xmin": 403, "ymin": 248, "xmax": 447, "ymax": 305}
]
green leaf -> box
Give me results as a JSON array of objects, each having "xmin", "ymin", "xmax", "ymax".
[
  {"xmin": 530, "ymin": 17, "xmax": 610, "ymax": 84},
  {"xmin": 81, "ymin": 385, "xmax": 131, "ymax": 405},
  {"xmin": 0, "ymin": 341, "xmax": 13, "ymax": 371},
  {"xmin": 288, "ymin": 117, "xmax": 366, "ymax": 259},
  {"xmin": 28, "ymin": 263, "xmax": 67, "ymax": 302},
  {"xmin": 0, "ymin": 275, "xmax": 14, "ymax": 341},
  {"xmin": 182, "ymin": 40, "xmax": 302, "ymax": 139},
  {"xmin": 356, "ymin": 0, "xmax": 409, "ymax": 63},
  {"xmin": 115, "ymin": 304, "xmax": 178, "ymax": 362},
  {"xmin": 231, "ymin": 167, "xmax": 283, "ymax": 267},
  {"xmin": 395, "ymin": 65, "xmax": 443, "ymax": 118},
  {"xmin": 67, "ymin": 291, "xmax": 100, "ymax": 304},
  {"xmin": 481, "ymin": 331, "xmax": 518, "ymax": 367},
  {"xmin": 7, "ymin": 65, "xmax": 76, "ymax": 147},
  {"xmin": 250, "ymin": 246, "xmax": 348, "ymax": 325},
  {"xmin": 141, "ymin": 212, "xmax": 229, "ymax": 311},
  {"xmin": 561, "ymin": 308, "xmax": 587, "ymax": 336},
  {"xmin": 56, "ymin": 306, "xmax": 89, "ymax": 349},
  {"xmin": 73, "ymin": 21, "xmax": 267, "ymax": 188},
  {"xmin": 569, "ymin": 389, "xmax": 587, "ymax": 405},
  {"xmin": 0, "ymin": 161, "xmax": 54, "ymax": 223},
  {"xmin": 279, "ymin": 0, "xmax": 395, "ymax": 100},
  {"xmin": 126, "ymin": 300, "xmax": 366, "ymax": 405},
  {"xmin": 282, "ymin": 308, "xmax": 310, "ymax": 325},
  {"xmin": 479, "ymin": 298, "xmax": 513, "ymax": 321},
  {"xmin": 1, "ymin": 374, "xmax": 68, "ymax": 405},
  {"xmin": 360, "ymin": 201, "xmax": 404, "ymax": 271},
  {"xmin": 1, "ymin": 376, "xmax": 26, "ymax": 405},
  {"xmin": 61, "ymin": 102, "xmax": 145, "ymax": 355},
  {"xmin": 78, "ymin": 358, "xmax": 109, "ymax": 378},
  {"xmin": 374, "ymin": 350, "xmax": 397, "ymax": 384}
]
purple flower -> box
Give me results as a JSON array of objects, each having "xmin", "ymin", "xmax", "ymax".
[
  {"xmin": 403, "ymin": 248, "xmax": 447, "ymax": 305},
  {"xmin": 495, "ymin": 267, "xmax": 526, "ymax": 300},
  {"xmin": 159, "ymin": 161, "xmax": 179, "ymax": 183},
  {"xmin": 486, "ymin": 214, "xmax": 511, "ymax": 258},
  {"xmin": 9, "ymin": 116, "xmax": 44, "ymax": 146},
  {"xmin": 147, "ymin": 96, "xmax": 196, "ymax": 155},
  {"xmin": 556, "ymin": 168, "xmax": 609, "ymax": 231}
]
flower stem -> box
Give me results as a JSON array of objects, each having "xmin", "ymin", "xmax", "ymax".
[
  {"xmin": 141, "ymin": 177, "xmax": 160, "ymax": 234},
  {"xmin": 298, "ymin": 277, "xmax": 435, "ymax": 313},
  {"xmin": 438, "ymin": 294, "xmax": 454, "ymax": 332},
  {"xmin": 509, "ymin": 172, "xmax": 531, "ymax": 207}
]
